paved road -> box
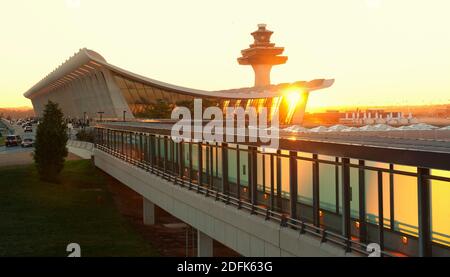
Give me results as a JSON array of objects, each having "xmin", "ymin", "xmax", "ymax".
[
  {"xmin": 0, "ymin": 123, "xmax": 36, "ymax": 154},
  {"xmin": 0, "ymin": 123, "xmax": 84, "ymax": 166}
]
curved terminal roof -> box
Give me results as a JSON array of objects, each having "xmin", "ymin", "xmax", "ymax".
[{"xmin": 24, "ymin": 48, "xmax": 334, "ymax": 100}]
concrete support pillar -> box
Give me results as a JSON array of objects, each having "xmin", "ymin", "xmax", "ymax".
[
  {"xmin": 143, "ymin": 197, "xmax": 155, "ymax": 225},
  {"xmin": 197, "ymin": 230, "xmax": 213, "ymax": 257}
]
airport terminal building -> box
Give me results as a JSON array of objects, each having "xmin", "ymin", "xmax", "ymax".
[{"xmin": 23, "ymin": 25, "xmax": 333, "ymax": 124}]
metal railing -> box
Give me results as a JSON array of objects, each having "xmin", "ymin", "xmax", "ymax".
[
  {"xmin": 94, "ymin": 125, "xmax": 450, "ymax": 257},
  {"xmin": 96, "ymin": 143, "xmax": 393, "ymax": 257}
]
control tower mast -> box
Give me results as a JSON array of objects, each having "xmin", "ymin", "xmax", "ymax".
[{"xmin": 238, "ymin": 24, "xmax": 287, "ymax": 87}]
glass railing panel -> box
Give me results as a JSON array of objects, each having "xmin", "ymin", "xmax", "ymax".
[
  {"xmin": 239, "ymin": 145, "xmax": 249, "ymax": 187},
  {"xmin": 227, "ymin": 148, "xmax": 238, "ymax": 184},
  {"xmin": 280, "ymin": 150, "xmax": 290, "ymax": 199},
  {"xmin": 297, "ymin": 152, "xmax": 313, "ymax": 205},
  {"xmin": 431, "ymin": 169, "xmax": 450, "ymax": 246},
  {"xmin": 349, "ymin": 158, "xmax": 359, "ymax": 218},
  {"xmin": 318, "ymin": 155, "xmax": 337, "ymax": 213},
  {"xmin": 191, "ymin": 143, "xmax": 199, "ymax": 171},
  {"xmin": 392, "ymin": 164, "xmax": 418, "ymax": 236},
  {"xmin": 364, "ymin": 161, "xmax": 391, "ymax": 227}
]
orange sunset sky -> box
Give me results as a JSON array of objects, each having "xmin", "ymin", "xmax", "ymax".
[{"xmin": 0, "ymin": 0, "xmax": 449, "ymax": 112}]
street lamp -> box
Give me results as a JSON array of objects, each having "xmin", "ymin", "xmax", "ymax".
[
  {"xmin": 83, "ymin": 112, "xmax": 87, "ymax": 129},
  {"xmin": 97, "ymin": 111, "xmax": 104, "ymax": 122}
]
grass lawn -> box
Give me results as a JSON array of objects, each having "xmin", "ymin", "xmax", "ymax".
[{"xmin": 0, "ymin": 160, "xmax": 159, "ymax": 257}]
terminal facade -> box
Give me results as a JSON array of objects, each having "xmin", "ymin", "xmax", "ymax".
[{"xmin": 24, "ymin": 25, "xmax": 333, "ymax": 125}]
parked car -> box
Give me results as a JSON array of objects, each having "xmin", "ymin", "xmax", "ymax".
[
  {"xmin": 5, "ymin": 135, "xmax": 22, "ymax": 147},
  {"xmin": 21, "ymin": 138, "xmax": 34, "ymax": 148},
  {"xmin": 24, "ymin": 126, "xmax": 33, "ymax": 133}
]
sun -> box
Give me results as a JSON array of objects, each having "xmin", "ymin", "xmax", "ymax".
[{"xmin": 283, "ymin": 87, "xmax": 306, "ymax": 124}]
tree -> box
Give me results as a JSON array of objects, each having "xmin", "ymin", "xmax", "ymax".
[{"xmin": 34, "ymin": 101, "xmax": 68, "ymax": 182}]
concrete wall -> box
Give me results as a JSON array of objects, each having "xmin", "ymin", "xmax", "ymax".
[
  {"xmin": 67, "ymin": 140, "xmax": 94, "ymax": 159},
  {"xmin": 94, "ymin": 149, "xmax": 361, "ymax": 257}
]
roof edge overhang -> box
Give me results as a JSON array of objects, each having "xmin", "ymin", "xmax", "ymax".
[{"xmin": 23, "ymin": 48, "xmax": 334, "ymax": 100}]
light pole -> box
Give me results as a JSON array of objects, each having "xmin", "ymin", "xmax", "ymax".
[
  {"xmin": 123, "ymin": 111, "xmax": 126, "ymax": 122},
  {"xmin": 97, "ymin": 111, "xmax": 104, "ymax": 122},
  {"xmin": 83, "ymin": 112, "xmax": 87, "ymax": 129}
]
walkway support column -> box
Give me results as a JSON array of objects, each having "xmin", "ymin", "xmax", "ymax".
[
  {"xmin": 143, "ymin": 197, "xmax": 155, "ymax": 225},
  {"xmin": 197, "ymin": 230, "xmax": 213, "ymax": 257}
]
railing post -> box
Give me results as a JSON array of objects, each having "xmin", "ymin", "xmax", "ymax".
[
  {"xmin": 148, "ymin": 134, "xmax": 152, "ymax": 170},
  {"xmin": 156, "ymin": 136, "xmax": 161, "ymax": 170},
  {"xmin": 418, "ymin": 167, "xmax": 431, "ymax": 257},
  {"xmin": 209, "ymin": 144, "xmax": 214, "ymax": 190},
  {"xmin": 124, "ymin": 132, "xmax": 126, "ymax": 157},
  {"xmin": 121, "ymin": 132, "xmax": 124, "ymax": 155},
  {"xmin": 197, "ymin": 142, "xmax": 203, "ymax": 192},
  {"xmin": 222, "ymin": 143, "xmax": 229, "ymax": 197},
  {"xmin": 164, "ymin": 136, "xmax": 168, "ymax": 178},
  {"xmin": 341, "ymin": 157, "xmax": 351, "ymax": 251},
  {"xmin": 173, "ymin": 141, "xmax": 178, "ymax": 184},
  {"xmin": 129, "ymin": 132, "xmax": 133, "ymax": 161},
  {"xmin": 111, "ymin": 130, "xmax": 114, "ymax": 153},
  {"xmin": 262, "ymin": 154, "xmax": 266, "ymax": 193},
  {"xmin": 140, "ymin": 133, "xmax": 143, "ymax": 164},
  {"xmin": 335, "ymin": 157, "xmax": 340, "ymax": 214},
  {"xmin": 249, "ymin": 146, "xmax": 258, "ymax": 210},
  {"xmin": 149, "ymin": 135, "xmax": 154, "ymax": 173},
  {"xmin": 205, "ymin": 145, "xmax": 210, "ymax": 189},
  {"xmin": 270, "ymin": 153, "xmax": 275, "ymax": 211},
  {"xmin": 276, "ymin": 150, "xmax": 282, "ymax": 211},
  {"xmin": 236, "ymin": 145, "xmax": 241, "ymax": 208},
  {"xmin": 178, "ymin": 141, "xmax": 184, "ymax": 182},
  {"xmin": 188, "ymin": 141, "xmax": 193, "ymax": 189},
  {"xmin": 313, "ymin": 154, "xmax": 320, "ymax": 227},
  {"xmin": 114, "ymin": 130, "xmax": 118, "ymax": 154},
  {"xmin": 106, "ymin": 129, "xmax": 109, "ymax": 149},
  {"xmin": 289, "ymin": 151, "xmax": 298, "ymax": 220},
  {"xmin": 377, "ymin": 170, "xmax": 385, "ymax": 253},
  {"xmin": 143, "ymin": 134, "xmax": 147, "ymax": 165},
  {"xmin": 358, "ymin": 160, "xmax": 367, "ymax": 243},
  {"xmin": 389, "ymin": 164, "xmax": 395, "ymax": 230},
  {"xmin": 215, "ymin": 143, "xmax": 219, "ymax": 179}
]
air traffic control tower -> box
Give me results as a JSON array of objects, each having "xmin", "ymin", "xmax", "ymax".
[{"xmin": 238, "ymin": 24, "xmax": 288, "ymax": 87}]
